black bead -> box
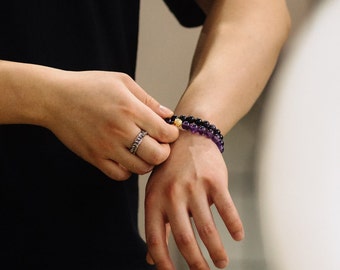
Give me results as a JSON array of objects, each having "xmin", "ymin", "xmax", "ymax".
[
  {"xmin": 195, "ymin": 118, "xmax": 203, "ymax": 125},
  {"xmin": 185, "ymin": 116, "xmax": 195, "ymax": 123},
  {"xmin": 202, "ymin": 120, "xmax": 210, "ymax": 128},
  {"xmin": 214, "ymin": 129, "xmax": 222, "ymax": 136}
]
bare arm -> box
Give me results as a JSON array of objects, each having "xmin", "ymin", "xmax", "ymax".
[
  {"xmin": 145, "ymin": 0, "xmax": 290, "ymax": 269},
  {"xmin": 0, "ymin": 60, "xmax": 178, "ymax": 179},
  {"xmin": 178, "ymin": 0, "xmax": 291, "ymax": 132}
]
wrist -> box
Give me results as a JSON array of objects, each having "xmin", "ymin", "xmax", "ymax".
[{"xmin": 169, "ymin": 130, "xmax": 222, "ymax": 160}]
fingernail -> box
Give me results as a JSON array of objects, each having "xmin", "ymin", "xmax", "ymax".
[
  {"xmin": 234, "ymin": 231, "xmax": 245, "ymax": 241},
  {"xmin": 146, "ymin": 252, "xmax": 155, "ymax": 265},
  {"xmin": 159, "ymin": 105, "xmax": 173, "ymax": 116},
  {"xmin": 215, "ymin": 260, "xmax": 228, "ymax": 269}
]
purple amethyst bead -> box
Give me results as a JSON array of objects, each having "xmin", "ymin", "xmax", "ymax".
[
  {"xmin": 189, "ymin": 123, "xmax": 198, "ymax": 133},
  {"xmin": 182, "ymin": 121, "xmax": 190, "ymax": 130},
  {"xmin": 213, "ymin": 134, "xmax": 221, "ymax": 144},
  {"xmin": 206, "ymin": 129, "xmax": 214, "ymax": 139},
  {"xmin": 198, "ymin": 126, "xmax": 206, "ymax": 135}
]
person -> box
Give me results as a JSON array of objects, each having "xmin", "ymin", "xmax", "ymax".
[{"xmin": 0, "ymin": 0, "xmax": 290, "ymax": 269}]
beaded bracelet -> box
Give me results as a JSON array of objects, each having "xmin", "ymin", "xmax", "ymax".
[{"xmin": 164, "ymin": 115, "xmax": 224, "ymax": 153}]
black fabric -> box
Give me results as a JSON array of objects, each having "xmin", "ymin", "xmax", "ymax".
[
  {"xmin": 164, "ymin": 0, "xmax": 206, "ymax": 27},
  {"xmin": 0, "ymin": 1, "xmax": 203, "ymax": 269}
]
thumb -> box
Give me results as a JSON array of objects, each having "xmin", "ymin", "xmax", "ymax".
[{"xmin": 126, "ymin": 77, "xmax": 174, "ymax": 118}]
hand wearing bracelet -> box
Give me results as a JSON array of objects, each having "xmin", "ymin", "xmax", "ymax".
[{"xmin": 164, "ymin": 115, "xmax": 224, "ymax": 153}]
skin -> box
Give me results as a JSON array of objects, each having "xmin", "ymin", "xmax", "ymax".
[
  {"xmin": 0, "ymin": 0, "xmax": 291, "ymax": 269},
  {"xmin": 145, "ymin": 0, "xmax": 291, "ymax": 269},
  {"xmin": 0, "ymin": 61, "xmax": 179, "ymax": 180}
]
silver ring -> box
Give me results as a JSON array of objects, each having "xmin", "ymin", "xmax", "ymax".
[{"xmin": 129, "ymin": 130, "xmax": 148, "ymax": 155}]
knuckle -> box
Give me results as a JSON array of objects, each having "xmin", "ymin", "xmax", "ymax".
[
  {"xmin": 144, "ymin": 94, "xmax": 158, "ymax": 108},
  {"xmin": 208, "ymin": 183, "xmax": 224, "ymax": 196},
  {"xmin": 105, "ymin": 168, "xmax": 131, "ymax": 181},
  {"xmin": 149, "ymin": 146, "xmax": 169, "ymax": 165},
  {"xmin": 132, "ymin": 166, "xmax": 145, "ymax": 175},
  {"xmin": 159, "ymin": 125, "xmax": 178, "ymax": 143},
  {"xmin": 219, "ymin": 200, "xmax": 233, "ymax": 214},
  {"xmin": 147, "ymin": 234, "xmax": 161, "ymax": 248},
  {"xmin": 136, "ymin": 164, "xmax": 153, "ymax": 175},
  {"xmin": 197, "ymin": 222, "xmax": 216, "ymax": 239},
  {"xmin": 111, "ymin": 170, "xmax": 131, "ymax": 181},
  {"xmin": 176, "ymin": 232, "xmax": 195, "ymax": 247},
  {"xmin": 163, "ymin": 182, "xmax": 181, "ymax": 204},
  {"xmin": 98, "ymin": 161, "xmax": 131, "ymax": 181},
  {"xmin": 185, "ymin": 181, "xmax": 197, "ymax": 196},
  {"xmin": 117, "ymin": 72, "xmax": 132, "ymax": 82}
]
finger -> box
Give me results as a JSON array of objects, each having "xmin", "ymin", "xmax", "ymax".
[
  {"xmin": 146, "ymin": 252, "xmax": 154, "ymax": 265},
  {"xmin": 165, "ymin": 223, "xmax": 171, "ymax": 245},
  {"xmin": 124, "ymin": 89, "xmax": 178, "ymax": 144},
  {"xmin": 213, "ymin": 189, "xmax": 245, "ymax": 241},
  {"xmin": 136, "ymin": 107, "xmax": 179, "ymax": 144},
  {"xmin": 122, "ymin": 83, "xmax": 179, "ymax": 143},
  {"xmin": 107, "ymin": 127, "xmax": 154, "ymax": 175},
  {"xmin": 123, "ymin": 74, "xmax": 174, "ymax": 118},
  {"xmin": 135, "ymin": 135, "xmax": 171, "ymax": 165},
  {"xmin": 98, "ymin": 159, "xmax": 132, "ymax": 181},
  {"xmin": 115, "ymin": 147, "xmax": 154, "ymax": 175},
  {"xmin": 169, "ymin": 205, "xmax": 210, "ymax": 269},
  {"xmin": 145, "ymin": 209, "xmax": 175, "ymax": 269},
  {"xmin": 123, "ymin": 128, "xmax": 170, "ymax": 166},
  {"xmin": 190, "ymin": 196, "xmax": 229, "ymax": 269},
  {"xmin": 146, "ymin": 223, "xmax": 171, "ymax": 265}
]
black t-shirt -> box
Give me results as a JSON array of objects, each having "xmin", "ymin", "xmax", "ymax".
[{"xmin": 0, "ymin": 1, "xmax": 204, "ymax": 269}]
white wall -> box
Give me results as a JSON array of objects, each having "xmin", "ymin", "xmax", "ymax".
[{"xmin": 256, "ymin": 0, "xmax": 340, "ymax": 269}]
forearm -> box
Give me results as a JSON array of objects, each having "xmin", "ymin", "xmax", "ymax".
[
  {"xmin": 175, "ymin": 0, "xmax": 291, "ymax": 134},
  {"xmin": 0, "ymin": 60, "xmax": 61, "ymax": 126}
]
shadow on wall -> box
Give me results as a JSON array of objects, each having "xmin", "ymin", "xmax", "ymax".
[{"xmin": 256, "ymin": 1, "xmax": 340, "ymax": 269}]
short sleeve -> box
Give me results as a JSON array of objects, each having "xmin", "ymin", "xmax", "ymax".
[{"xmin": 163, "ymin": 0, "xmax": 206, "ymax": 27}]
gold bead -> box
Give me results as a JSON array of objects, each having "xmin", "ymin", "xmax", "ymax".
[{"xmin": 174, "ymin": 118, "xmax": 182, "ymax": 128}]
